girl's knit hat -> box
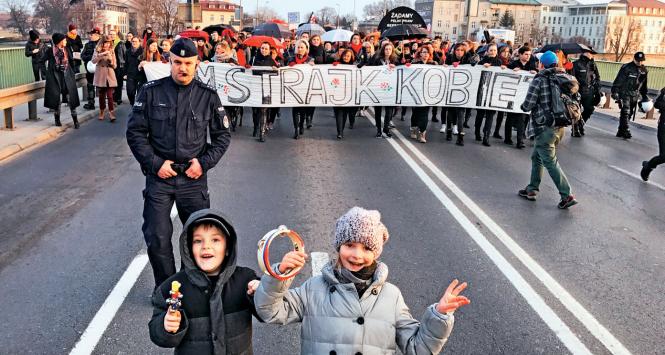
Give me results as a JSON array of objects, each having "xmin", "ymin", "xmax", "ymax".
[{"xmin": 334, "ymin": 207, "xmax": 389, "ymax": 257}]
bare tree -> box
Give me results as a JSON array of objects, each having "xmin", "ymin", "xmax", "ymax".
[
  {"xmin": 362, "ymin": 0, "xmax": 413, "ymax": 20},
  {"xmin": 5, "ymin": 0, "xmax": 32, "ymax": 36},
  {"xmin": 33, "ymin": 0, "xmax": 71, "ymax": 33},
  {"xmin": 253, "ymin": 6, "xmax": 279, "ymax": 23},
  {"xmin": 606, "ymin": 17, "xmax": 642, "ymax": 62},
  {"xmin": 135, "ymin": 0, "xmax": 159, "ymax": 32},
  {"xmin": 69, "ymin": 0, "xmax": 97, "ymax": 33},
  {"xmin": 567, "ymin": 36, "xmax": 591, "ymax": 46},
  {"xmin": 317, "ymin": 6, "xmax": 337, "ymax": 25},
  {"xmin": 154, "ymin": 0, "xmax": 179, "ymax": 36}
]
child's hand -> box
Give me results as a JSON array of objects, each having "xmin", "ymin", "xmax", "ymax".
[
  {"xmin": 164, "ymin": 310, "xmax": 181, "ymax": 333},
  {"xmin": 436, "ymin": 279, "xmax": 470, "ymax": 314},
  {"xmin": 247, "ymin": 280, "xmax": 260, "ymax": 295},
  {"xmin": 278, "ymin": 251, "xmax": 308, "ymax": 274}
]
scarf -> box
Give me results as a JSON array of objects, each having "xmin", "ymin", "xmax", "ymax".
[
  {"xmin": 53, "ymin": 46, "xmax": 68, "ymax": 68},
  {"xmin": 350, "ymin": 43, "xmax": 363, "ymax": 55},
  {"xmin": 294, "ymin": 54, "xmax": 309, "ymax": 64},
  {"xmin": 67, "ymin": 32, "xmax": 76, "ymax": 40},
  {"xmin": 336, "ymin": 262, "xmax": 378, "ymax": 297},
  {"xmin": 500, "ymin": 55, "xmax": 510, "ymax": 66}
]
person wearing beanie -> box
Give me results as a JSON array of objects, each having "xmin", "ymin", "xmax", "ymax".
[
  {"xmin": 253, "ymin": 207, "xmax": 470, "ymax": 354},
  {"xmin": 518, "ymin": 51, "xmax": 578, "ymax": 209},
  {"xmin": 24, "ymin": 29, "xmax": 47, "ymax": 81},
  {"xmin": 43, "ymin": 33, "xmax": 80, "ymax": 128},
  {"xmin": 66, "ymin": 23, "xmax": 83, "ymax": 74}
]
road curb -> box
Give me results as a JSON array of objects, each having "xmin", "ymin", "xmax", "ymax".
[
  {"xmin": 0, "ymin": 109, "xmax": 98, "ymax": 163},
  {"xmin": 594, "ymin": 110, "xmax": 658, "ymax": 132}
]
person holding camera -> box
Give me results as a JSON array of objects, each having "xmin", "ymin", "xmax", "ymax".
[
  {"xmin": 24, "ymin": 29, "xmax": 47, "ymax": 81},
  {"xmin": 42, "ymin": 33, "xmax": 80, "ymax": 128},
  {"xmin": 92, "ymin": 35, "xmax": 118, "ymax": 122}
]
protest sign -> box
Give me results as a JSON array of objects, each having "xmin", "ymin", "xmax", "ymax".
[{"xmin": 144, "ymin": 62, "xmax": 534, "ymax": 113}]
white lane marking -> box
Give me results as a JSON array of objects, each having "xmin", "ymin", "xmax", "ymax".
[
  {"xmin": 585, "ymin": 124, "xmax": 618, "ymax": 136},
  {"xmin": 390, "ymin": 126, "xmax": 632, "ymax": 355},
  {"xmin": 69, "ymin": 254, "xmax": 149, "ymax": 355},
  {"xmin": 375, "ymin": 129, "xmax": 592, "ymax": 354},
  {"xmin": 310, "ymin": 252, "xmax": 330, "ymax": 277},
  {"xmin": 609, "ymin": 164, "xmax": 665, "ymax": 192},
  {"xmin": 70, "ymin": 204, "xmax": 179, "ymax": 354}
]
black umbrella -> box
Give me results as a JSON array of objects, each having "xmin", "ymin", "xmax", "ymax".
[
  {"xmin": 381, "ymin": 24, "xmax": 428, "ymax": 40},
  {"xmin": 203, "ymin": 25, "xmax": 236, "ymax": 36},
  {"xmin": 537, "ymin": 43, "xmax": 595, "ymax": 55},
  {"xmin": 252, "ymin": 23, "xmax": 292, "ymax": 39}
]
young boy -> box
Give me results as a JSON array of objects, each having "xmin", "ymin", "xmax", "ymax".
[{"xmin": 149, "ymin": 209, "xmax": 260, "ymax": 354}]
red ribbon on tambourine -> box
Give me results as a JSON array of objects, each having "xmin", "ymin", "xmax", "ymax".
[{"xmin": 257, "ymin": 225, "xmax": 305, "ymax": 281}]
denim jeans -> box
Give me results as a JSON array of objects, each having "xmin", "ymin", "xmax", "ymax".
[{"xmin": 527, "ymin": 127, "xmax": 572, "ymax": 199}]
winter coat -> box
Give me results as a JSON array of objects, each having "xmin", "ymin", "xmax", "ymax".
[
  {"xmin": 445, "ymin": 53, "xmax": 470, "ymax": 66},
  {"xmin": 149, "ymin": 209, "xmax": 261, "ymax": 355},
  {"xmin": 255, "ymin": 262, "xmax": 455, "ymax": 355},
  {"xmin": 42, "ymin": 46, "xmax": 80, "ymax": 110},
  {"xmin": 124, "ymin": 47, "xmax": 144, "ymax": 81},
  {"xmin": 479, "ymin": 55, "xmax": 502, "ymax": 67},
  {"xmin": 309, "ymin": 44, "xmax": 326, "ymax": 64},
  {"xmin": 65, "ymin": 33, "xmax": 83, "ymax": 68},
  {"xmin": 81, "ymin": 40, "xmax": 98, "ymax": 72},
  {"xmin": 612, "ymin": 61, "xmax": 648, "ymax": 100},
  {"xmin": 92, "ymin": 50, "xmax": 118, "ymax": 87},
  {"xmin": 25, "ymin": 40, "xmax": 46, "ymax": 64},
  {"xmin": 572, "ymin": 56, "xmax": 600, "ymax": 95},
  {"xmin": 115, "ymin": 41, "xmax": 127, "ymax": 69}
]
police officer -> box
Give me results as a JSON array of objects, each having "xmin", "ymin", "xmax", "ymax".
[
  {"xmin": 81, "ymin": 27, "xmax": 101, "ymax": 110},
  {"xmin": 612, "ymin": 52, "xmax": 649, "ymax": 139},
  {"xmin": 126, "ymin": 38, "xmax": 231, "ymax": 288},
  {"xmin": 572, "ymin": 47, "xmax": 600, "ymax": 137}
]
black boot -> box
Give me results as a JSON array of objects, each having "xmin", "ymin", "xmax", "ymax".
[
  {"xmin": 623, "ymin": 130, "xmax": 632, "ymax": 139},
  {"xmin": 446, "ymin": 130, "xmax": 452, "ymax": 141},
  {"xmin": 293, "ymin": 127, "xmax": 300, "ymax": 139},
  {"xmin": 54, "ymin": 113, "xmax": 62, "ymax": 127},
  {"xmin": 306, "ymin": 115, "xmax": 312, "ymax": 129},
  {"xmin": 456, "ymin": 134, "xmax": 464, "ymax": 146},
  {"xmin": 83, "ymin": 100, "xmax": 95, "ymax": 110},
  {"xmin": 72, "ymin": 113, "xmax": 80, "ymax": 129},
  {"xmin": 482, "ymin": 136, "xmax": 490, "ymax": 147},
  {"xmin": 640, "ymin": 161, "xmax": 652, "ymax": 181},
  {"xmin": 252, "ymin": 126, "xmax": 258, "ymax": 137}
]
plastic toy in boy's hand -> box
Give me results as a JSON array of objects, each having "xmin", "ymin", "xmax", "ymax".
[
  {"xmin": 166, "ymin": 281, "xmax": 183, "ymax": 312},
  {"xmin": 436, "ymin": 279, "xmax": 471, "ymax": 314}
]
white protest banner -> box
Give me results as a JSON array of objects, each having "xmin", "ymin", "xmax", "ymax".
[{"xmin": 144, "ymin": 62, "xmax": 534, "ymax": 113}]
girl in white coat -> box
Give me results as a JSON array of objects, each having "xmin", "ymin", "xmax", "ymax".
[{"xmin": 252, "ymin": 207, "xmax": 470, "ymax": 354}]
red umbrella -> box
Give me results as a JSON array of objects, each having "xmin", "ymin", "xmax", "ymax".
[
  {"xmin": 178, "ymin": 30, "xmax": 210, "ymax": 42},
  {"xmin": 270, "ymin": 19, "xmax": 288, "ymax": 25},
  {"xmin": 243, "ymin": 35, "xmax": 283, "ymax": 49}
]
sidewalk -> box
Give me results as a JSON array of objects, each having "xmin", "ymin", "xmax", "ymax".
[
  {"xmin": 594, "ymin": 102, "xmax": 659, "ymax": 131},
  {"xmin": 0, "ymin": 88, "xmax": 103, "ymax": 162}
]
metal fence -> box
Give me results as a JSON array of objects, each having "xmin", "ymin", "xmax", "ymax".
[
  {"xmin": 0, "ymin": 47, "xmax": 35, "ymax": 90},
  {"xmin": 595, "ymin": 60, "xmax": 665, "ymax": 92}
]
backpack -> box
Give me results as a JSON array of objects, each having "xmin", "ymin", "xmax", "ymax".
[{"xmin": 548, "ymin": 73, "xmax": 582, "ymax": 127}]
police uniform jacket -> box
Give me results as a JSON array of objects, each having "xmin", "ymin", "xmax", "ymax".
[
  {"xmin": 612, "ymin": 61, "xmax": 648, "ymax": 100},
  {"xmin": 572, "ymin": 56, "xmax": 600, "ymax": 95},
  {"xmin": 126, "ymin": 77, "xmax": 231, "ymax": 179}
]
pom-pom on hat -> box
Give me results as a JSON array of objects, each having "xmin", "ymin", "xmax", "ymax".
[
  {"xmin": 539, "ymin": 50, "xmax": 558, "ymax": 68},
  {"xmin": 334, "ymin": 207, "xmax": 389, "ymax": 257}
]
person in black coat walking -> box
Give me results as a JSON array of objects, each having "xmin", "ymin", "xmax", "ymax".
[
  {"xmin": 475, "ymin": 44, "xmax": 503, "ymax": 147},
  {"xmin": 331, "ymin": 49, "xmax": 359, "ymax": 140},
  {"xmin": 65, "ymin": 24, "xmax": 83, "ymax": 74},
  {"xmin": 42, "ymin": 33, "xmax": 80, "ymax": 128},
  {"xmin": 287, "ymin": 39, "xmax": 315, "ymax": 139},
  {"xmin": 409, "ymin": 46, "xmax": 437, "ymax": 143},
  {"xmin": 124, "ymin": 36, "xmax": 143, "ymax": 106},
  {"xmin": 368, "ymin": 42, "xmax": 400, "ymax": 138},
  {"xmin": 505, "ymin": 46, "xmax": 538, "ymax": 149},
  {"xmin": 81, "ymin": 27, "xmax": 101, "ymax": 110},
  {"xmin": 572, "ymin": 48, "xmax": 601, "ymax": 137},
  {"xmin": 149, "ymin": 209, "xmax": 261, "ymax": 355},
  {"xmin": 250, "ymin": 42, "xmax": 281, "ymax": 142},
  {"xmin": 444, "ymin": 43, "xmax": 471, "ymax": 146},
  {"xmin": 640, "ymin": 88, "xmax": 665, "ymax": 181},
  {"xmin": 24, "ymin": 29, "xmax": 47, "ymax": 81}
]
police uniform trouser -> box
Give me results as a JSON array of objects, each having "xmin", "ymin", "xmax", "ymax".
[
  {"xmin": 85, "ymin": 72, "xmax": 95, "ymax": 104},
  {"xmin": 619, "ymin": 97, "xmax": 638, "ymax": 133},
  {"xmin": 113, "ymin": 67, "xmax": 124, "ymax": 102},
  {"xmin": 142, "ymin": 174, "xmax": 210, "ymax": 287},
  {"xmin": 580, "ymin": 93, "xmax": 595, "ymax": 122}
]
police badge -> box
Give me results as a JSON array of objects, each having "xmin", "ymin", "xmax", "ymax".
[{"xmin": 223, "ymin": 115, "xmax": 230, "ymax": 129}]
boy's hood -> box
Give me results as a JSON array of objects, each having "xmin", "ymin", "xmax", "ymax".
[{"xmin": 180, "ymin": 209, "xmax": 238, "ymax": 287}]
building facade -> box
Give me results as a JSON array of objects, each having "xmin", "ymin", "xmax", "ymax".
[
  {"xmin": 70, "ymin": 0, "xmax": 143, "ymax": 36},
  {"xmin": 178, "ymin": 0, "xmax": 241, "ymax": 30}
]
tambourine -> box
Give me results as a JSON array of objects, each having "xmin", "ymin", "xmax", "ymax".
[{"xmin": 257, "ymin": 225, "xmax": 305, "ymax": 281}]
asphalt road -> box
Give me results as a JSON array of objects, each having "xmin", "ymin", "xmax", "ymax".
[{"xmin": 0, "ymin": 103, "xmax": 663, "ymax": 355}]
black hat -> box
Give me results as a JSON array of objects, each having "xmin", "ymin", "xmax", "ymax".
[
  {"xmin": 88, "ymin": 26, "xmax": 101, "ymax": 35},
  {"xmin": 29, "ymin": 29, "xmax": 39, "ymax": 41},
  {"xmin": 170, "ymin": 38, "xmax": 198, "ymax": 58},
  {"xmin": 583, "ymin": 46, "xmax": 597, "ymax": 54},
  {"xmin": 52, "ymin": 33, "xmax": 66, "ymax": 45},
  {"xmin": 634, "ymin": 52, "xmax": 646, "ymax": 62}
]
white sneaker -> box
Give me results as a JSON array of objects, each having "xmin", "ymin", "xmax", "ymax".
[
  {"xmin": 439, "ymin": 124, "xmax": 446, "ymax": 133},
  {"xmin": 410, "ymin": 127, "xmax": 418, "ymax": 139},
  {"xmin": 453, "ymin": 125, "xmax": 459, "ymax": 135}
]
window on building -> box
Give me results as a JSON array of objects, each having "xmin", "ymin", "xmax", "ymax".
[
  {"xmin": 220, "ymin": 15, "xmax": 224, "ymax": 22},
  {"xmin": 454, "ymin": 14, "xmax": 458, "ymax": 21},
  {"xmin": 575, "ymin": 28, "xmax": 579, "ymax": 36},
  {"xmin": 582, "ymin": 27, "xmax": 585, "ymax": 36},
  {"xmin": 471, "ymin": 22, "xmax": 476, "ymax": 29},
  {"xmin": 482, "ymin": 9, "xmax": 486, "ymax": 17},
  {"xmin": 639, "ymin": 7, "xmax": 643, "ymax": 14},
  {"xmin": 452, "ymin": 27, "xmax": 457, "ymax": 34},
  {"xmin": 647, "ymin": 46, "xmax": 651, "ymax": 53},
  {"xmin": 558, "ymin": 17, "xmax": 561, "ymax": 24},
  {"xmin": 569, "ymin": 28, "xmax": 571, "ymax": 36},
  {"xmin": 446, "ymin": 21, "xmax": 450, "ymax": 28},
  {"xmin": 646, "ymin": 8, "xmax": 651, "ymax": 14},
  {"xmin": 520, "ymin": 11, "xmax": 524, "ymax": 19},
  {"xmin": 437, "ymin": 20, "xmax": 442, "ymax": 28}
]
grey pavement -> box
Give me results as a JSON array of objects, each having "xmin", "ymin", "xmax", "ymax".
[{"xmin": 0, "ymin": 104, "xmax": 663, "ymax": 354}]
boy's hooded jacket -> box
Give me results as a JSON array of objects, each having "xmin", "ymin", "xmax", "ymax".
[
  {"xmin": 255, "ymin": 262, "xmax": 454, "ymax": 354},
  {"xmin": 149, "ymin": 209, "xmax": 259, "ymax": 355}
]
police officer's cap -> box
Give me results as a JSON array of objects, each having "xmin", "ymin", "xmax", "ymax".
[
  {"xmin": 170, "ymin": 38, "xmax": 198, "ymax": 58},
  {"xmin": 634, "ymin": 52, "xmax": 646, "ymax": 62}
]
